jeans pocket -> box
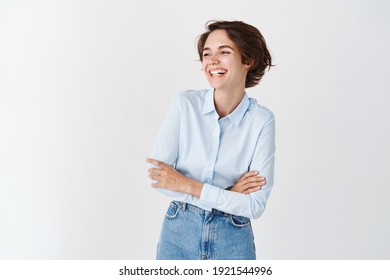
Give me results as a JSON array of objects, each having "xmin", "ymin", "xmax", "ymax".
[
  {"xmin": 229, "ymin": 215, "xmax": 251, "ymax": 228},
  {"xmin": 165, "ymin": 201, "xmax": 180, "ymax": 219}
]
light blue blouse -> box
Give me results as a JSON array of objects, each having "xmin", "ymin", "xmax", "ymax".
[{"xmin": 151, "ymin": 89, "xmax": 275, "ymax": 219}]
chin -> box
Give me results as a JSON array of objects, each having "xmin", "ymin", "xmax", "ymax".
[{"xmin": 207, "ymin": 80, "xmax": 225, "ymax": 89}]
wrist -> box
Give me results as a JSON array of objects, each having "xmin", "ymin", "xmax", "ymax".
[{"xmin": 186, "ymin": 179, "xmax": 203, "ymax": 198}]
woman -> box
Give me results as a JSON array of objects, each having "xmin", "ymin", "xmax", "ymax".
[{"xmin": 146, "ymin": 20, "xmax": 275, "ymax": 260}]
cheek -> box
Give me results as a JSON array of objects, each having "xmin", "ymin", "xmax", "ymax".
[
  {"xmin": 202, "ymin": 61, "xmax": 208, "ymax": 72},
  {"xmin": 235, "ymin": 63, "xmax": 249, "ymax": 75}
]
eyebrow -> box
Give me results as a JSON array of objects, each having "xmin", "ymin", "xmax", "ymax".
[{"xmin": 202, "ymin": 45, "xmax": 234, "ymax": 52}]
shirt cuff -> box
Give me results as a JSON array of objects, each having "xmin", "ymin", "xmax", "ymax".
[{"xmin": 200, "ymin": 183, "xmax": 220, "ymax": 207}]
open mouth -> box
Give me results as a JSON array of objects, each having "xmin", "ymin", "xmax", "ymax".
[{"xmin": 209, "ymin": 69, "xmax": 227, "ymax": 77}]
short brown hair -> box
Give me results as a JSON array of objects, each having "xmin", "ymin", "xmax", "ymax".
[{"xmin": 197, "ymin": 20, "xmax": 273, "ymax": 88}]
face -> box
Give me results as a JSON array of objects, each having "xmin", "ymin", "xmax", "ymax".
[{"xmin": 201, "ymin": 29, "xmax": 250, "ymax": 92}]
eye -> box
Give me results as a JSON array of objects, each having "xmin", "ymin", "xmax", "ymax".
[
  {"xmin": 202, "ymin": 53, "xmax": 210, "ymax": 58},
  {"xmin": 221, "ymin": 51, "xmax": 231, "ymax": 55}
]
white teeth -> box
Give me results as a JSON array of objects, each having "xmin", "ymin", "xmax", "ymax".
[{"xmin": 210, "ymin": 69, "xmax": 227, "ymax": 76}]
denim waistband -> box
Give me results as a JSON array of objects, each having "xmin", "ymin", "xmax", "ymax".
[{"xmin": 173, "ymin": 201, "xmax": 229, "ymax": 217}]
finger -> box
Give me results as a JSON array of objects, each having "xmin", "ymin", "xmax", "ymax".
[
  {"xmin": 148, "ymin": 167, "xmax": 163, "ymax": 175},
  {"xmin": 151, "ymin": 181, "xmax": 164, "ymax": 188},
  {"xmin": 146, "ymin": 158, "xmax": 166, "ymax": 168},
  {"xmin": 243, "ymin": 186, "xmax": 262, "ymax": 194},
  {"xmin": 238, "ymin": 171, "xmax": 258, "ymax": 182},
  {"xmin": 240, "ymin": 179, "xmax": 263, "ymax": 190},
  {"xmin": 149, "ymin": 174, "xmax": 162, "ymax": 181},
  {"xmin": 231, "ymin": 175, "xmax": 265, "ymax": 193},
  {"xmin": 259, "ymin": 179, "xmax": 266, "ymax": 186},
  {"xmin": 231, "ymin": 182, "xmax": 261, "ymax": 193},
  {"xmin": 242, "ymin": 175, "xmax": 265, "ymax": 185},
  {"xmin": 239, "ymin": 180, "xmax": 266, "ymax": 192},
  {"xmin": 241, "ymin": 183, "xmax": 263, "ymax": 192},
  {"xmin": 239, "ymin": 170, "xmax": 259, "ymax": 181},
  {"xmin": 231, "ymin": 182, "xmax": 254, "ymax": 193}
]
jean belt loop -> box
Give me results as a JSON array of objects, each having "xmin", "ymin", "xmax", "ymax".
[{"xmin": 179, "ymin": 201, "xmax": 186, "ymax": 211}]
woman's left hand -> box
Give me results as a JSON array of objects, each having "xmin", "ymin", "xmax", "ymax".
[
  {"xmin": 230, "ymin": 171, "xmax": 266, "ymax": 194},
  {"xmin": 146, "ymin": 158, "xmax": 203, "ymax": 197}
]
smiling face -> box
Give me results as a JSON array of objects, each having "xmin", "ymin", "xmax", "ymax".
[{"xmin": 201, "ymin": 29, "xmax": 250, "ymax": 93}]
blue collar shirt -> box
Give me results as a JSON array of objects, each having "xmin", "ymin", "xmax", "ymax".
[{"xmin": 151, "ymin": 89, "xmax": 275, "ymax": 219}]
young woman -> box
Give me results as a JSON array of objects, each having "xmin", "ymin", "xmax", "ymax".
[{"xmin": 146, "ymin": 20, "xmax": 275, "ymax": 260}]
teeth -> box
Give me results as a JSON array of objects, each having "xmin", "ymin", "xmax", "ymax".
[{"xmin": 210, "ymin": 69, "xmax": 227, "ymax": 76}]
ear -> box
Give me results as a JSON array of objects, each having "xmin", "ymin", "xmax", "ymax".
[{"xmin": 244, "ymin": 59, "xmax": 253, "ymax": 70}]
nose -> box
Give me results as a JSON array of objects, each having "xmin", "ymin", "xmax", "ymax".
[{"xmin": 208, "ymin": 54, "xmax": 219, "ymax": 65}]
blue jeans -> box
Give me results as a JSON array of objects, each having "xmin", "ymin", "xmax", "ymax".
[{"xmin": 156, "ymin": 201, "xmax": 256, "ymax": 260}]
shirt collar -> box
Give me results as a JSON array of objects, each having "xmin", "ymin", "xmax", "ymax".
[
  {"xmin": 202, "ymin": 89, "xmax": 250, "ymax": 126},
  {"xmin": 202, "ymin": 89, "xmax": 216, "ymax": 115},
  {"xmin": 227, "ymin": 92, "xmax": 250, "ymax": 126}
]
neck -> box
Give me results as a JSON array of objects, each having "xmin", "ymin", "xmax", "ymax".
[{"xmin": 214, "ymin": 87, "xmax": 245, "ymax": 118}]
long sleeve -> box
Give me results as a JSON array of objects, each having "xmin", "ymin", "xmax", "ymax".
[
  {"xmin": 151, "ymin": 94, "xmax": 190, "ymax": 201},
  {"xmin": 199, "ymin": 113, "xmax": 276, "ymax": 219},
  {"xmin": 149, "ymin": 89, "xmax": 276, "ymax": 218}
]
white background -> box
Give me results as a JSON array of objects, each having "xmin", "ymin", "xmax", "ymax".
[{"xmin": 1, "ymin": 0, "xmax": 389, "ymax": 259}]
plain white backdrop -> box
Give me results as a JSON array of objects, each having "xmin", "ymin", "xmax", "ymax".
[{"xmin": 1, "ymin": 0, "xmax": 389, "ymax": 259}]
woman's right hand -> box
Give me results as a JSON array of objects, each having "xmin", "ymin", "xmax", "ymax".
[{"xmin": 230, "ymin": 171, "xmax": 266, "ymax": 194}]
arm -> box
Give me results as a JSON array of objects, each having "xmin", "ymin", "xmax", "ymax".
[
  {"xmin": 148, "ymin": 113, "xmax": 276, "ymax": 219},
  {"xmin": 146, "ymin": 159, "xmax": 266, "ymax": 195},
  {"xmin": 200, "ymin": 114, "xmax": 276, "ymax": 219},
  {"xmin": 149, "ymin": 93, "xmax": 190, "ymax": 201}
]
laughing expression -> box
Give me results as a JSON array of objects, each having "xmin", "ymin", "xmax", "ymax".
[{"xmin": 201, "ymin": 29, "xmax": 250, "ymax": 92}]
